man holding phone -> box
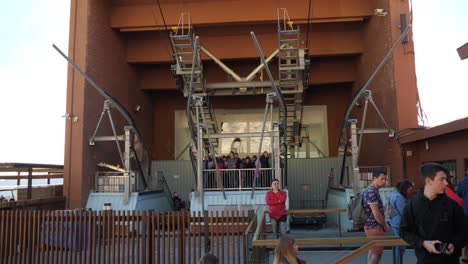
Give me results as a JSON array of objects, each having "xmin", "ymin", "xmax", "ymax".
[{"xmin": 400, "ymin": 163, "xmax": 468, "ymax": 263}]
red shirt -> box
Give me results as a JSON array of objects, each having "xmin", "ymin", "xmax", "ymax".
[
  {"xmin": 446, "ymin": 187, "xmax": 464, "ymax": 207},
  {"xmin": 266, "ymin": 190, "xmax": 288, "ymax": 220}
]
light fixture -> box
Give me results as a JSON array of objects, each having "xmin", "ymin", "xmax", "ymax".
[{"xmin": 374, "ymin": 9, "xmax": 387, "ymax": 16}]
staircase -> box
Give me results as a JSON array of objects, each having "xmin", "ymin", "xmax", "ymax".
[
  {"xmin": 277, "ymin": 8, "xmax": 307, "ymax": 156},
  {"xmin": 170, "ymin": 13, "xmax": 219, "ymax": 151}
]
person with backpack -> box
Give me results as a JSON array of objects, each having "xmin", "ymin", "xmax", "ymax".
[
  {"xmin": 362, "ymin": 169, "xmax": 389, "ymax": 264},
  {"xmin": 400, "ymin": 163, "xmax": 468, "ymax": 263},
  {"xmin": 388, "ymin": 180, "xmax": 413, "ymax": 264}
]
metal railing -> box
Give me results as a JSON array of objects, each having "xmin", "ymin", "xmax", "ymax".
[
  {"xmin": 358, "ymin": 166, "xmax": 391, "ymax": 187},
  {"xmin": 203, "ymin": 168, "xmax": 274, "ymax": 190},
  {"xmin": 95, "ymin": 172, "xmax": 126, "ymax": 192},
  {"xmin": 156, "ymin": 171, "xmax": 175, "ymax": 211}
]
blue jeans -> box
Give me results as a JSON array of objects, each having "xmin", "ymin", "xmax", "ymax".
[
  {"xmin": 271, "ymin": 218, "xmax": 287, "ymax": 238},
  {"xmin": 391, "ymin": 226, "xmax": 406, "ymax": 264}
]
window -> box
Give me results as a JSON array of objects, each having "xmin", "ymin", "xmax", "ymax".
[{"xmin": 174, "ymin": 106, "xmax": 328, "ymax": 159}]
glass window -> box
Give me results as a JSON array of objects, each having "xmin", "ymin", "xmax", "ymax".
[{"xmin": 174, "ymin": 106, "xmax": 328, "ymax": 159}]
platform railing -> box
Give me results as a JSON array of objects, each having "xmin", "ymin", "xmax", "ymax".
[
  {"xmin": 250, "ymin": 208, "xmax": 407, "ymax": 263},
  {"xmin": 202, "ymin": 168, "xmax": 274, "ymax": 190}
]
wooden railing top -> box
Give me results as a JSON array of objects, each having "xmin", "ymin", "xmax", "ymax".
[
  {"xmin": 0, "ymin": 196, "xmax": 66, "ymax": 209},
  {"xmin": 252, "ymin": 236, "xmax": 403, "ymax": 247},
  {"xmin": 0, "ymin": 163, "xmax": 63, "ymax": 171},
  {"xmin": 288, "ymin": 208, "xmax": 347, "ymax": 214},
  {"xmin": 335, "ymin": 239, "xmax": 408, "ymax": 263}
]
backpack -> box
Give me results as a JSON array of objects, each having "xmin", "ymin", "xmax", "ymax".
[
  {"xmin": 348, "ymin": 188, "xmax": 368, "ymax": 228},
  {"xmin": 384, "ymin": 198, "xmax": 395, "ymax": 219}
]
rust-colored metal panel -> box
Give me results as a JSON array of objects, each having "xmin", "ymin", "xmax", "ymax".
[
  {"xmin": 66, "ymin": 0, "xmax": 154, "ymax": 208},
  {"xmin": 126, "ymin": 23, "xmax": 364, "ymax": 63},
  {"xmin": 110, "ymin": 0, "xmax": 372, "ymax": 30},
  {"xmin": 457, "ymin": 42, "xmax": 468, "ymax": 60}
]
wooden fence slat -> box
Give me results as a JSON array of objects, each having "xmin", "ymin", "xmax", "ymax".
[
  {"xmin": 0, "ymin": 209, "xmax": 253, "ymax": 263},
  {"xmin": 136, "ymin": 210, "xmax": 141, "ymax": 264},
  {"xmin": 126, "ymin": 211, "xmax": 130, "ymax": 264},
  {"xmin": 150, "ymin": 210, "xmax": 155, "ymax": 264},
  {"xmin": 0, "ymin": 211, "xmax": 5, "ymax": 260},
  {"xmin": 13, "ymin": 210, "xmax": 18, "ymax": 264}
]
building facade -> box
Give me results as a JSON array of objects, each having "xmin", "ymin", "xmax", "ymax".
[{"xmin": 64, "ymin": 0, "xmax": 418, "ymax": 208}]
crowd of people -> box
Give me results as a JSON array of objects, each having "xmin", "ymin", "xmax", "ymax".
[
  {"xmin": 202, "ymin": 151, "xmax": 273, "ymax": 188},
  {"xmin": 194, "ymin": 161, "xmax": 468, "ymax": 263},
  {"xmin": 361, "ymin": 164, "xmax": 468, "ymax": 264},
  {"xmin": 262, "ymin": 163, "xmax": 468, "ymax": 263}
]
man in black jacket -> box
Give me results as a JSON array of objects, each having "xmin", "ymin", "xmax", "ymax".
[{"xmin": 400, "ymin": 163, "xmax": 468, "ymax": 263}]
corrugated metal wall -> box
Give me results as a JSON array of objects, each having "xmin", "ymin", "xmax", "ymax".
[
  {"xmin": 152, "ymin": 160, "xmax": 196, "ymax": 202},
  {"xmin": 287, "ymin": 157, "xmax": 351, "ymax": 209},
  {"xmin": 153, "ymin": 157, "xmax": 351, "ymax": 209}
]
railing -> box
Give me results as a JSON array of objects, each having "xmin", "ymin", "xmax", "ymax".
[
  {"xmin": 357, "ymin": 166, "xmax": 392, "ymax": 188},
  {"xmin": 156, "ymin": 171, "xmax": 175, "ymax": 211},
  {"xmin": 250, "ymin": 208, "xmax": 407, "ymax": 263},
  {"xmin": 203, "ymin": 168, "xmax": 274, "ymax": 190},
  {"xmin": 0, "ymin": 163, "xmax": 64, "ymax": 200},
  {"xmin": 0, "ymin": 197, "xmax": 66, "ymax": 210},
  {"xmin": 0, "ymin": 210, "xmax": 252, "ymax": 263},
  {"xmin": 95, "ymin": 171, "xmax": 126, "ymax": 192},
  {"xmin": 0, "ymin": 163, "xmax": 63, "ymax": 186},
  {"xmin": 335, "ymin": 239, "xmax": 408, "ymax": 264}
]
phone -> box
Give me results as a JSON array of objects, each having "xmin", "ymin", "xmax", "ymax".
[{"xmin": 434, "ymin": 242, "xmax": 448, "ymax": 252}]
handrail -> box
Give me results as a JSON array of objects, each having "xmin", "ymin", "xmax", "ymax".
[
  {"xmin": 335, "ymin": 239, "xmax": 408, "ymax": 264},
  {"xmin": 252, "ymin": 210, "xmax": 266, "ymax": 242},
  {"xmin": 288, "ymin": 208, "xmax": 347, "ymax": 214},
  {"xmin": 244, "ymin": 211, "xmax": 258, "ymax": 236},
  {"xmin": 253, "ymin": 236, "xmax": 402, "ymax": 247},
  {"xmin": 157, "ymin": 171, "xmax": 175, "ymax": 211}
]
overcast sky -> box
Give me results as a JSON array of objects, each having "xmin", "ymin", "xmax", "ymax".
[{"xmin": 0, "ymin": 0, "xmax": 467, "ymax": 164}]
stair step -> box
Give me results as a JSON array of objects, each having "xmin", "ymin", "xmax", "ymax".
[
  {"xmin": 279, "ymin": 30, "xmax": 300, "ymax": 35},
  {"xmin": 279, "ymin": 47, "xmax": 298, "ymax": 52},
  {"xmin": 279, "ymin": 39, "xmax": 298, "ymax": 44},
  {"xmin": 280, "ymin": 55, "xmax": 299, "ymax": 60},
  {"xmin": 171, "ymin": 34, "xmax": 192, "ymax": 40},
  {"xmin": 279, "ymin": 66, "xmax": 301, "ymax": 71},
  {"xmin": 175, "ymin": 43, "xmax": 194, "ymax": 49}
]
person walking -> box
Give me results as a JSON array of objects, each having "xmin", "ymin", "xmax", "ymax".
[
  {"xmin": 389, "ymin": 180, "xmax": 413, "ymax": 263},
  {"xmin": 362, "ymin": 169, "xmax": 389, "ymax": 264},
  {"xmin": 456, "ymin": 168, "xmax": 468, "ymax": 263},
  {"xmin": 400, "ymin": 163, "xmax": 468, "ymax": 263}
]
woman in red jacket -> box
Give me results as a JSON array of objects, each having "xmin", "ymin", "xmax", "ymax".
[{"xmin": 266, "ymin": 179, "xmax": 288, "ymax": 236}]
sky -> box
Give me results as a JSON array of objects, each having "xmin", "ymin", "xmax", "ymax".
[{"xmin": 0, "ymin": 0, "xmax": 467, "ymax": 164}]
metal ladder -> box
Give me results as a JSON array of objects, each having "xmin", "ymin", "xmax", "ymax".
[
  {"xmin": 170, "ymin": 13, "xmax": 219, "ymax": 150},
  {"xmin": 277, "ymin": 8, "xmax": 305, "ymax": 155}
]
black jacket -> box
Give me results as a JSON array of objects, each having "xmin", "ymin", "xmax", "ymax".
[{"xmin": 400, "ymin": 189, "xmax": 468, "ymax": 263}]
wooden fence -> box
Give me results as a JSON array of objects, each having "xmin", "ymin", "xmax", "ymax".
[{"xmin": 0, "ymin": 210, "xmax": 253, "ymax": 264}]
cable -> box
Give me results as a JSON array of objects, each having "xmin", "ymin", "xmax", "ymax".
[
  {"xmin": 305, "ymin": 0, "xmax": 312, "ymax": 49},
  {"xmin": 149, "ymin": 0, "xmax": 175, "ymax": 57}
]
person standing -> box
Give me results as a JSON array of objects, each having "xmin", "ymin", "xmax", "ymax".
[
  {"xmin": 362, "ymin": 169, "xmax": 389, "ymax": 264},
  {"xmin": 273, "ymin": 235, "xmax": 306, "ymax": 264},
  {"xmin": 400, "ymin": 163, "xmax": 468, "ymax": 263},
  {"xmin": 266, "ymin": 179, "xmax": 288, "ymax": 237},
  {"xmin": 446, "ymin": 173, "xmax": 464, "ymax": 207},
  {"xmin": 456, "ymin": 169, "xmax": 468, "ymax": 263},
  {"xmin": 389, "ymin": 180, "xmax": 413, "ymax": 264}
]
